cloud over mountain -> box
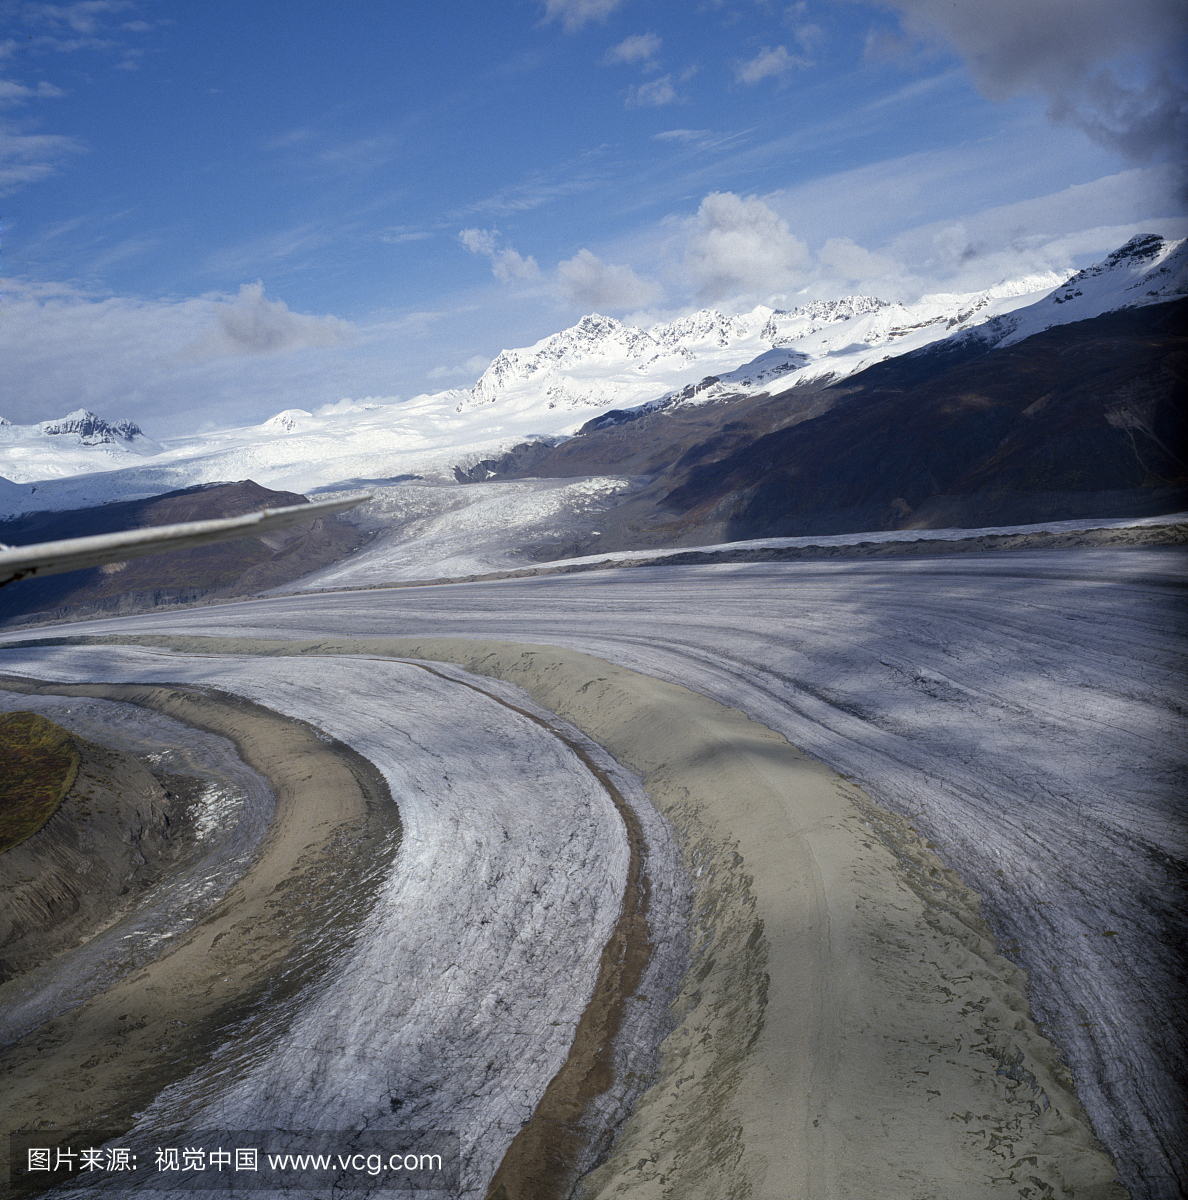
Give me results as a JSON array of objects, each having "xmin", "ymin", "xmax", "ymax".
[
  {"xmin": 187, "ymin": 283, "xmax": 354, "ymax": 359},
  {"xmin": 686, "ymin": 192, "xmax": 811, "ymax": 301},
  {"xmin": 557, "ymin": 249, "xmax": 661, "ymax": 309}
]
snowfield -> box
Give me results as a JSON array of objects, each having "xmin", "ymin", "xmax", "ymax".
[{"xmin": 2, "ymin": 235, "xmax": 1183, "ymax": 518}]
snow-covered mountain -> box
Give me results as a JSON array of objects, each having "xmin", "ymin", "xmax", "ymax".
[
  {"xmin": 0, "ymin": 408, "xmax": 160, "ymax": 472},
  {"xmin": 458, "ymin": 273, "xmax": 1067, "ymax": 419},
  {"xmin": 2, "ymin": 235, "xmax": 1183, "ymax": 519},
  {"xmin": 977, "ymin": 233, "xmax": 1187, "ymax": 348},
  {"xmin": 464, "ymin": 309, "xmax": 756, "ymax": 410},
  {"xmin": 0, "ymin": 409, "xmax": 163, "ymax": 504},
  {"xmin": 454, "ymin": 235, "xmax": 1182, "ymax": 424}
]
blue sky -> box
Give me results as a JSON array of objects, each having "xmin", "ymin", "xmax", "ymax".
[{"xmin": 1, "ymin": 0, "xmax": 1185, "ymax": 435}]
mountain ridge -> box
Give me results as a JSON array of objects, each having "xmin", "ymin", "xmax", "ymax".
[
  {"xmin": 2, "ymin": 235, "xmax": 1183, "ymax": 525},
  {"xmin": 451, "ymin": 298, "xmax": 1186, "ymax": 553}
]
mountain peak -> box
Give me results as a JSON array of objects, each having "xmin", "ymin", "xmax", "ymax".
[
  {"xmin": 463, "ymin": 306, "xmax": 768, "ymax": 410},
  {"xmin": 261, "ymin": 409, "xmax": 317, "ymax": 433},
  {"xmin": 1056, "ymin": 233, "xmax": 1182, "ymax": 296},
  {"xmin": 39, "ymin": 409, "xmax": 144, "ymax": 443},
  {"xmin": 573, "ymin": 313, "xmax": 623, "ymax": 336},
  {"xmin": 982, "ymin": 233, "xmax": 1187, "ymax": 347},
  {"xmin": 1106, "ymin": 233, "xmax": 1166, "ymax": 266}
]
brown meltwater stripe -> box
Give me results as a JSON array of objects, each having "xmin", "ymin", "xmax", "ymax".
[{"xmin": 402, "ymin": 661, "xmax": 653, "ymax": 1200}]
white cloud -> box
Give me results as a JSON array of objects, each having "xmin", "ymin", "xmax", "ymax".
[
  {"xmin": 81, "ymin": 232, "xmax": 161, "ymax": 273},
  {"xmin": 540, "ymin": 0, "xmax": 624, "ymax": 33},
  {"xmin": 458, "ymin": 227, "xmax": 541, "ymax": 282},
  {"xmin": 29, "ymin": 1, "xmax": 135, "ymax": 36},
  {"xmin": 426, "ymin": 355, "xmax": 492, "ymax": 380},
  {"xmin": 817, "ymin": 236, "xmax": 903, "ymax": 285},
  {"xmin": 684, "ymin": 191, "xmax": 811, "ymax": 300},
  {"xmin": 743, "ymin": 162, "xmax": 1188, "ymax": 301},
  {"xmin": 650, "ymin": 126, "xmax": 753, "ymax": 154},
  {"xmin": 379, "ymin": 226, "xmax": 433, "ymax": 244},
  {"xmin": 865, "ymin": 0, "xmax": 1188, "ymax": 163},
  {"xmin": 0, "ymin": 79, "xmax": 65, "ymax": 105},
  {"xmin": 626, "ymin": 76, "xmax": 677, "ymax": 106},
  {"xmin": 860, "ymin": 69, "xmax": 962, "ymax": 111},
  {"xmin": 458, "ymin": 228, "xmax": 497, "ymax": 257},
  {"xmin": 459, "ymin": 169, "xmax": 601, "ymax": 217},
  {"xmin": 200, "ymin": 221, "xmax": 339, "ymax": 280},
  {"xmin": 604, "ymin": 33, "xmax": 661, "ymax": 65},
  {"xmin": 653, "ymin": 128, "xmax": 709, "ymax": 143},
  {"xmin": 0, "ymin": 80, "xmax": 32, "ymax": 106},
  {"xmin": 184, "ymin": 283, "xmax": 354, "ymax": 359},
  {"xmin": 735, "ymin": 45, "xmax": 809, "ymax": 85},
  {"xmin": 871, "ymin": 173, "xmax": 1188, "ymax": 294},
  {"xmin": 494, "ymin": 248, "xmax": 541, "ymax": 283},
  {"xmin": 792, "ymin": 22, "xmax": 824, "ymax": 55},
  {"xmin": 0, "ymin": 125, "xmax": 82, "ymax": 193},
  {"xmin": 0, "ymin": 279, "xmax": 373, "ymax": 434},
  {"xmin": 557, "ymin": 248, "xmax": 662, "ymax": 309},
  {"xmin": 783, "ymin": 4, "xmax": 824, "ymax": 55}
]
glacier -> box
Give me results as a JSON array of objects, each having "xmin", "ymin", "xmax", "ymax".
[{"xmin": 3, "ymin": 544, "xmax": 1179, "ymax": 1197}]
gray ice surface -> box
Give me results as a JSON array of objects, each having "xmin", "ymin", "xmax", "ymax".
[
  {"xmin": 275, "ymin": 504, "xmax": 1188, "ymax": 589},
  {"xmin": 2, "ymin": 548, "xmax": 1184, "ymax": 1196},
  {"xmin": 0, "ymin": 649, "xmax": 686, "ymax": 1198}
]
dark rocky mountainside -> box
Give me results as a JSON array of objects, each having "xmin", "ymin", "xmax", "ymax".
[
  {"xmin": 672, "ymin": 298, "xmax": 1188, "ymax": 541},
  {"xmin": 0, "ymin": 480, "xmax": 366, "ymax": 628},
  {"xmin": 461, "ymin": 299, "xmax": 1187, "ymax": 552}
]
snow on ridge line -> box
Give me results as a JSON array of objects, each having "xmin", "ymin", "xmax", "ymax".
[
  {"xmin": 458, "ymin": 280, "xmax": 1060, "ymax": 413},
  {"xmin": 2, "ymin": 235, "xmax": 1183, "ymax": 515},
  {"xmin": 990, "ymin": 233, "xmax": 1186, "ymax": 348}
]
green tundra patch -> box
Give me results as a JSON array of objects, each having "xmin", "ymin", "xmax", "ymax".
[{"xmin": 0, "ymin": 711, "xmax": 80, "ymax": 854}]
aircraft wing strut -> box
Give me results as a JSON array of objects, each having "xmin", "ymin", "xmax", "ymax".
[{"xmin": 0, "ymin": 493, "xmax": 370, "ymax": 588}]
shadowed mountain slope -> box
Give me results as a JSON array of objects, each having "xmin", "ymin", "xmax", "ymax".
[{"xmin": 469, "ymin": 299, "xmax": 1187, "ymax": 550}]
